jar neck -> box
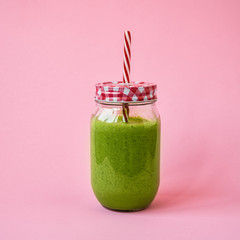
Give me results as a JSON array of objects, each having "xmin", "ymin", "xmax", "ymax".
[{"xmin": 95, "ymin": 99, "xmax": 157, "ymax": 107}]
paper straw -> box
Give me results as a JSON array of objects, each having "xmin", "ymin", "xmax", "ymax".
[
  {"xmin": 123, "ymin": 31, "xmax": 131, "ymax": 83},
  {"xmin": 122, "ymin": 31, "xmax": 131, "ymax": 122}
]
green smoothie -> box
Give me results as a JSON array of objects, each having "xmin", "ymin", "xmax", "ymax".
[{"xmin": 91, "ymin": 115, "xmax": 160, "ymax": 211}]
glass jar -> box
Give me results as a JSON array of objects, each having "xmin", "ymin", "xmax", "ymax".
[{"xmin": 91, "ymin": 82, "xmax": 160, "ymax": 211}]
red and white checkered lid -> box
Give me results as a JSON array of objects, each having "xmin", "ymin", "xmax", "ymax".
[{"xmin": 95, "ymin": 81, "xmax": 157, "ymax": 103}]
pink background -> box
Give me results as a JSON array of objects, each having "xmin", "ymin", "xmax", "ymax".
[{"xmin": 0, "ymin": 0, "xmax": 240, "ymax": 239}]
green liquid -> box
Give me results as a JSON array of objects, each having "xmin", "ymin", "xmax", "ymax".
[{"xmin": 91, "ymin": 116, "xmax": 160, "ymax": 211}]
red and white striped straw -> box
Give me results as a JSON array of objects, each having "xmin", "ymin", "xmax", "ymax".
[
  {"xmin": 123, "ymin": 31, "xmax": 131, "ymax": 83},
  {"xmin": 122, "ymin": 31, "xmax": 131, "ymax": 122}
]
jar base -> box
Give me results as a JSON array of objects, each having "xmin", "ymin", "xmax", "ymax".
[{"xmin": 101, "ymin": 204, "xmax": 149, "ymax": 212}]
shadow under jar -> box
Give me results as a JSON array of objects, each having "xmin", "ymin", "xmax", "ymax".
[{"xmin": 91, "ymin": 81, "xmax": 161, "ymax": 211}]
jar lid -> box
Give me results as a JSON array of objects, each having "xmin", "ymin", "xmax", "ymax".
[{"xmin": 95, "ymin": 81, "xmax": 157, "ymax": 103}]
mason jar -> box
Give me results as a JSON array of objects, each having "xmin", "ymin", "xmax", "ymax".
[{"xmin": 91, "ymin": 81, "xmax": 160, "ymax": 211}]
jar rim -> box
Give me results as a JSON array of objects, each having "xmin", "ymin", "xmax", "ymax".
[{"xmin": 95, "ymin": 99, "xmax": 157, "ymax": 106}]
